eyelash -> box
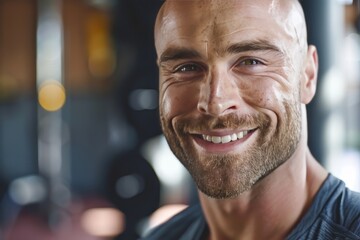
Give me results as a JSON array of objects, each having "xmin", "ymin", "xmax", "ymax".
[
  {"xmin": 238, "ymin": 59, "xmax": 263, "ymax": 66},
  {"xmin": 173, "ymin": 63, "xmax": 203, "ymax": 73},
  {"xmin": 173, "ymin": 58, "xmax": 264, "ymax": 74}
]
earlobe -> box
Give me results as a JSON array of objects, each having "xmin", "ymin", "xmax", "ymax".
[{"xmin": 301, "ymin": 45, "xmax": 318, "ymax": 104}]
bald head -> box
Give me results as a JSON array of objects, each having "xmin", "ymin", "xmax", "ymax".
[{"xmin": 154, "ymin": 0, "xmax": 308, "ymax": 62}]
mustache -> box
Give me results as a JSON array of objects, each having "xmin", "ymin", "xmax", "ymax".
[{"xmin": 176, "ymin": 113, "xmax": 271, "ymax": 133}]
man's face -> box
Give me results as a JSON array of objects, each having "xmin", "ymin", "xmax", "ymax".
[{"xmin": 155, "ymin": 0, "xmax": 309, "ymax": 199}]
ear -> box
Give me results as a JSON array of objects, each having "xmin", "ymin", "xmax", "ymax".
[{"xmin": 301, "ymin": 45, "xmax": 318, "ymax": 104}]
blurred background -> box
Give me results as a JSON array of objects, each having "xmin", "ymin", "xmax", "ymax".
[{"xmin": 0, "ymin": 0, "xmax": 359, "ymax": 239}]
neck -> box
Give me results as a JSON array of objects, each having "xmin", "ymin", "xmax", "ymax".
[{"xmin": 199, "ymin": 146, "xmax": 328, "ymax": 240}]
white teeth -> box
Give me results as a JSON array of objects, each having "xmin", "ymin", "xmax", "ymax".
[
  {"xmin": 212, "ymin": 136, "xmax": 222, "ymax": 144},
  {"xmin": 221, "ymin": 135, "xmax": 232, "ymax": 144},
  {"xmin": 231, "ymin": 133, "xmax": 237, "ymax": 141},
  {"xmin": 203, "ymin": 130, "xmax": 251, "ymax": 144}
]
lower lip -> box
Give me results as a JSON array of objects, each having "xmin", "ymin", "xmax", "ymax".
[{"xmin": 192, "ymin": 130, "xmax": 255, "ymax": 153}]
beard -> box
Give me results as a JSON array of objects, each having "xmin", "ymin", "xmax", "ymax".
[{"xmin": 160, "ymin": 101, "xmax": 302, "ymax": 199}]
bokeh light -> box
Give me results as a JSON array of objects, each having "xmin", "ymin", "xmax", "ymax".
[
  {"xmin": 81, "ymin": 207, "xmax": 125, "ymax": 237},
  {"xmin": 147, "ymin": 204, "xmax": 188, "ymax": 230},
  {"xmin": 38, "ymin": 80, "xmax": 66, "ymax": 111}
]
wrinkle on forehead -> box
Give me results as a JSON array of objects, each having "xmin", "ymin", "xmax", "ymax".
[{"xmin": 155, "ymin": 0, "xmax": 308, "ymax": 59}]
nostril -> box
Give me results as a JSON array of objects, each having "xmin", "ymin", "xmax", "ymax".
[
  {"xmin": 197, "ymin": 73, "xmax": 241, "ymax": 116},
  {"xmin": 198, "ymin": 99, "xmax": 239, "ymax": 116},
  {"xmin": 197, "ymin": 101, "xmax": 208, "ymax": 113}
]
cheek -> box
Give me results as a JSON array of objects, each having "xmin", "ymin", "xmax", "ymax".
[
  {"xmin": 160, "ymin": 83, "xmax": 200, "ymax": 120},
  {"xmin": 241, "ymin": 80, "xmax": 293, "ymax": 116},
  {"xmin": 240, "ymin": 81, "xmax": 274, "ymax": 108}
]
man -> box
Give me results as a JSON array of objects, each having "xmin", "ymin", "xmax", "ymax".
[{"xmin": 143, "ymin": 0, "xmax": 360, "ymax": 239}]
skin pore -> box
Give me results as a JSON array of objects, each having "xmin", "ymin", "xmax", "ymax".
[{"xmin": 155, "ymin": 0, "xmax": 328, "ymax": 239}]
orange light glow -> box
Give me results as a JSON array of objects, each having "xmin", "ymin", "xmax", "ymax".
[{"xmin": 38, "ymin": 80, "xmax": 66, "ymax": 111}]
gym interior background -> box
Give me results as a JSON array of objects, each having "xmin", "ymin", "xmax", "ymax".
[{"xmin": 0, "ymin": 0, "xmax": 359, "ymax": 239}]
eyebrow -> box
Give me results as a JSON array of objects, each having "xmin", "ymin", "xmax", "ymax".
[
  {"xmin": 159, "ymin": 47, "xmax": 201, "ymax": 64},
  {"xmin": 225, "ymin": 40, "xmax": 283, "ymax": 55},
  {"xmin": 158, "ymin": 39, "xmax": 282, "ymax": 64}
]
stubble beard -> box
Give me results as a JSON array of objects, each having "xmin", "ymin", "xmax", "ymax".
[{"xmin": 160, "ymin": 102, "xmax": 302, "ymax": 199}]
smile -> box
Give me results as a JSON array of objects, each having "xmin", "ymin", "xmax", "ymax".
[{"xmin": 202, "ymin": 130, "xmax": 252, "ymax": 144}]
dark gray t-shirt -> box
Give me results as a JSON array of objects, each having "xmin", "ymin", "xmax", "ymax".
[{"xmin": 142, "ymin": 174, "xmax": 360, "ymax": 240}]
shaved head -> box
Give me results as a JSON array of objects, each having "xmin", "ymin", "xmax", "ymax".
[{"xmin": 155, "ymin": 0, "xmax": 308, "ymax": 63}]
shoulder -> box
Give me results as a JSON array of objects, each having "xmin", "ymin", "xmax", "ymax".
[
  {"xmin": 322, "ymin": 174, "xmax": 360, "ymax": 231},
  {"xmin": 290, "ymin": 174, "xmax": 360, "ymax": 239},
  {"xmin": 141, "ymin": 203, "xmax": 206, "ymax": 240},
  {"xmin": 335, "ymin": 182, "xmax": 360, "ymax": 233}
]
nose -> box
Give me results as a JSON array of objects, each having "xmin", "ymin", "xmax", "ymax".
[{"xmin": 197, "ymin": 69, "xmax": 241, "ymax": 116}]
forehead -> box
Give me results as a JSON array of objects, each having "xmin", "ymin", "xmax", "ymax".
[{"xmin": 155, "ymin": 0, "xmax": 302, "ymax": 56}]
